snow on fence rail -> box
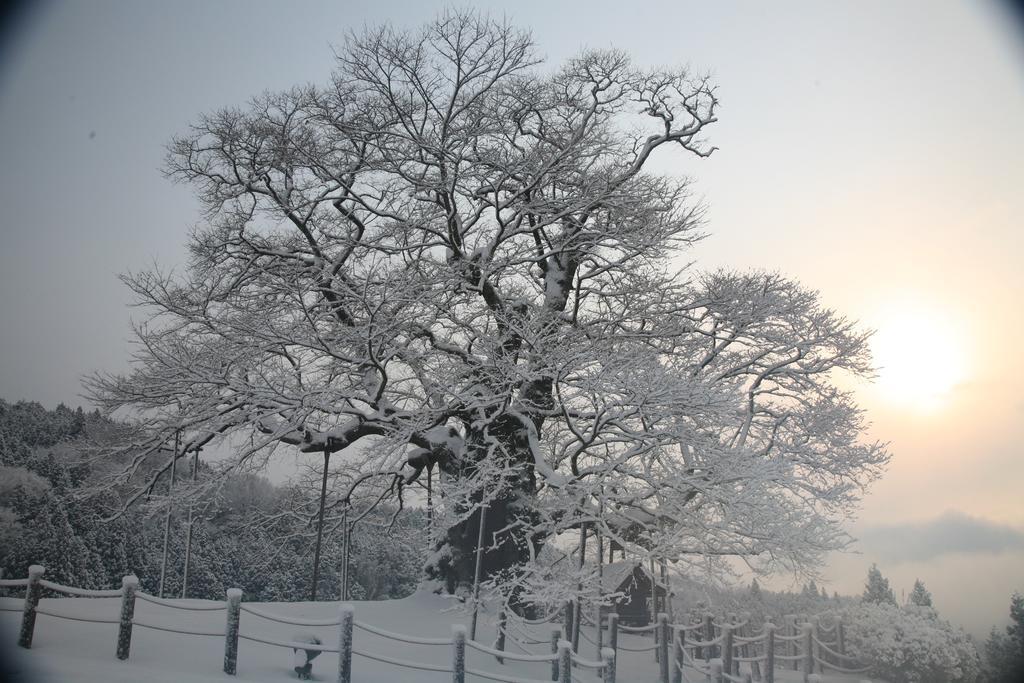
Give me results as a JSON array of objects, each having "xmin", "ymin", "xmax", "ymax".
[{"xmin": 4, "ymin": 565, "xmax": 869, "ymax": 683}]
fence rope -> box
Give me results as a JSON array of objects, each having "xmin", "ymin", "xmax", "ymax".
[
  {"xmin": 617, "ymin": 622, "xmax": 656, "ymax": 633},
  {"xmin": 508, "ymin": 611, "xmax": 558, "ymax": 626},
  {"xmin": 239, "ymin": 603, "xmax": 339, "ymax": 626},
  {"xmin": 733, "ymin": 632, "xmax": 765, "ymax": 644},
  {"xmin": 813, "ymin": 637, "xmax": 861, "ymax": 662},
  {"xmin": 467, "ymin": 638, "xmax": 557, "ymax": 662},
  {"xmin": 35, "ymin": 606, "xmax": 120, "ymax": 624},
  {"xmin": 353, "ymin": 618, "xmax": 453, "ymax": 645},
  {"xmin": 570, "ymin": 652, "xmax": 604, "ymax": 669},
  {"xmin": 678, "ymin": 651, "xmax": 711, "ymax": 675},
  {"xmin": 773, "ymin": 633, "xmax": 802, "ymax": 642},
  {"xmin": 615, "ymin": 641, "xmax": 657, "ymax": 652},
  {"xmin": 134, "ymin": 592, "xmax": 226, "ymax": 611},
  {"xmin": 238, "ymin": 632, "xmax": 339, "ymax": 652},
  {"xmin": 38, "ymin": 580, "xmax": 122, "ymax": 598},
  {"xmin": 502, "ymin": 618, "xmax": 549, "ymax": 646},
  {"xmin": 773, "ymin": 653, "xmax": 803, "ymax": 661},
  {"xmin": 0, "ymin": 578, "xmax": 29, "ymax": 588},
  {"xmin": 0, "ymin": 605, "xmax": 21, "ymax": 612},
  {"xmin": 131, "ymin": 619, "xmax": 224, "ymax": 637},
  {"xmin": 813, "ymin": 656, "xmax": 872, "ymax": 674},
  {"xmin": 685, "ymin": 635, "xmax": 722, "ymax": 648},
  {"xmin": 353, "ymin": 646, "xmax": 453, "ymax": 673}
]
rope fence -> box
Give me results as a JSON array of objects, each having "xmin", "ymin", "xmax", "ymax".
[
  {"xmin": 6, "ymin": 564, "xmax": 874, "ymax": 683},
  {"xmin": 135, "ymin": 591, "xmax": 226, "ymax": 611}
]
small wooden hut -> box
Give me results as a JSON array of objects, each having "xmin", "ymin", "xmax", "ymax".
[{"xmin": 601, "ymin": 561, "xmax": 667, "ymax": 626}]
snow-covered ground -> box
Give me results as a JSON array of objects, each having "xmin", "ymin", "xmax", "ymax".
[{"xmin": 0, "ymin": 592, "xmax": 873, "ymax": 682}]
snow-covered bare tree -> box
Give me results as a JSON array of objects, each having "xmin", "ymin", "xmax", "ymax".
[{"xmin": 87, "ymin": 11, "xmax": 888, "ymax": 601}]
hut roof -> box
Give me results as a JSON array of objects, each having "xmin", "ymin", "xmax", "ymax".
[{"xmin": 601, "ymin": 561, "xmax": 658, "ymax": 595}]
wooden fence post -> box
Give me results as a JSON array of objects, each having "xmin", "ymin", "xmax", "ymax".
[
  {"xmin": 595, "ymin": 604, "xmax": 604, "ymax": 662},
  {"xmin": 18, "ymin": 565, "xmax": 45, "ymax": 649},
  {"xmin": 601, "ymin": 646, "xmax": 616, "ymax": 683},
  {"xmin": 608, "ymin": 612, "xmax": 619, "ymax": 667},
  {"xmin": 495, "ymin": 608, "xmax": 507, "ymax": 664},
  {"xmin": 558, "ymin": 639, "xmax": 572, "ymax": 683},
  {"xmin": 550, "ymin": 627, "xmax": 561, "ymax": 681},
  {"xmin": 672, "ymin": 627, "xmax": 685, "ymax": 683},
  {"xmin": 339, "ymin": 604, "xmax": 353, "ymax": 683},
  {"xmin": 452, "ymin": 625, "xmax": 466, "ymax": 683},
  {"xmin": 703, "ymin": 613, "xmax": 715, "ymax": 662},
  {"xmin": 721, "ymin": 624, "xmax": 733, "ymax": 678},
  {"xmin": 572, "ymin": 597, "xmax": 583, "ymax": 654},
  {"xmin": 764, "ymin": 622, "xmax": 775, "ymax": 683},
  {"xmin": 801, "ymin": 623, "xmax": 813, "ymax": 683},
  {"xmin": 710, "ymin": 658, "xmax": 724, "ymax": 683},
  {"xmin": 223, "ymin": 588, "xmax": 242, "ymax": 675},
  {"xmin": 658, "ymin": 613, "xmax": 670, "ymax": 683},
  {"xmin": 563, "ymin": 601, "xmax": 574, "ymax": 652},
  {"xmin": 811, "ymin": 618, "xmax": 822, "ymax": 674},
  {"xmin": 116, "ymin": 575, "xmax": 138, "ymax": 660},
  {"xmin": 784, "ymin": 615, "xmax": 797, "ymax": 671}
]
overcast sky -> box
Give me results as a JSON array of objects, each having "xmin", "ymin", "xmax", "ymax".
[{"xmin": 1, "ymin": 0, "xmax": 1021, "ymax": 638}]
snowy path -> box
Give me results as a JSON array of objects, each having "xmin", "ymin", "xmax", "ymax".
[{"xmin": 0, "ymin": 594, "xmax": 873, "ymax": 683}]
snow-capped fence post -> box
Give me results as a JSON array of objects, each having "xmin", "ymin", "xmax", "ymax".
[
  {"xmin": 800, "ymin": 623, "xmax": 813, "ymax": 683},
  {"xmin": 764, "ymin": 622, "xmax": 776, "ymax": 683},
  {"xmin": 557, "ymin": 639, "xmax": 571, "ymax": 683},
  {"xmin": 550, "ymin": 627, "xmax": 561, "ymax": 681},
  {"xmin": 601, "ymin": 646, "xmax": 616, "ymax": 683},
  {"xmin": 703, "ymin": 612, "xmax": 715, "ymax": 661},
  {"xmin": 721, "ymin": 623, "xmax": 733, "ymax": 678},
  {"xmin": 223, "ymin": 588, "xmax": 242, "ymax": 675},
  {"xmin": 710, "ymin": 658, "xmax": 724, "ymax": 683},
  {"xmin": 658, "ymin": 612, "xmax": 670, "ymax": 683},
  {"xmin": 338, "ymin": 604, "xmax": 353, "ymax": 683},
  {"xmin": 452, "ymin": 624, "xmax": 466, "ymax": 683},
  {"xmin": 116, "ymin": 574, "xmax": 139, "ymax": 660},
  {"xmin": 18, "ymin": 564, "xmax": 45, "ymax": 649},
  {"xmin": 672, "ymin": 624, "xmax": 684, "ymax": 683},
  {"xmin": 495, "ymin": 607, "xmax": 507, "ymax": 664}
]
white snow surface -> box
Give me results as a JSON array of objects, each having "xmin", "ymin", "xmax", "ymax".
[{"xmin": 0, "ymin": 590, "xmax": 875, "ymax": 682}]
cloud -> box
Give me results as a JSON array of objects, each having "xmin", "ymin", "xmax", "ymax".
[{"xmin": 859, "ymin": 512, "xmax": 1024, "ymax": 564}]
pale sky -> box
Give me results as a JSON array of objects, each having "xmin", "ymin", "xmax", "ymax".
[{"xmin": 1, "ymin": 0, "xmax": 1021, "ymax": 639}]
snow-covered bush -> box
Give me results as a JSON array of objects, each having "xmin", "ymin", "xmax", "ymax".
[{"xmin": 842, "ymin": 602, "xmax": 981, "ymax": 682}]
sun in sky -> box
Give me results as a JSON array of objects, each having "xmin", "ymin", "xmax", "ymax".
[{"xmin": 870, "ymin": 303, "xmax": 969, "ymax": 412}]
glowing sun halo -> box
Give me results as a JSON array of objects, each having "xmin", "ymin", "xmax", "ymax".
[{"xmin": 871, "ymin": 309, "xmax": 968, "ymax": 411}]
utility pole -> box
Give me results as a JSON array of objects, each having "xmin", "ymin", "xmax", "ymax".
[
  {"xmin": 158, "ymin": 429, "xmax": 179, "ymax": 598},
  {"xmin": 181, "ymin": 445, "xmax": 201, "ymax": 598},
  {"xmin": 310, "ymin": 448, "xmax": 331, "ymax": 601}
]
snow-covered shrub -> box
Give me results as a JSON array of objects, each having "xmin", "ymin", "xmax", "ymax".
[{"xmin": 842, "ymin": 602, "xmax": 981, "ymax": 682}]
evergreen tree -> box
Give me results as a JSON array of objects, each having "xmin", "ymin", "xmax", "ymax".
[
  {"xmin": 909, "ymin": 578, "xmax": 932, "ymax": 607},
  {"xmin": 862, "ymin": 564, "xmax": 896, "ymax": 605},
  {"xmin": 750, "ymin": 578, "xmax": 763, "ymax": 602},
  {"xmin": 984, "ymin": 593, "xmax": 1024, "ymax": 682}
]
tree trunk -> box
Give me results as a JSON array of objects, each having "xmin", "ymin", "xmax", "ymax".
[{"xmin": 428, "ymin": 416, "xmax": 542, "ymax": 611}]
